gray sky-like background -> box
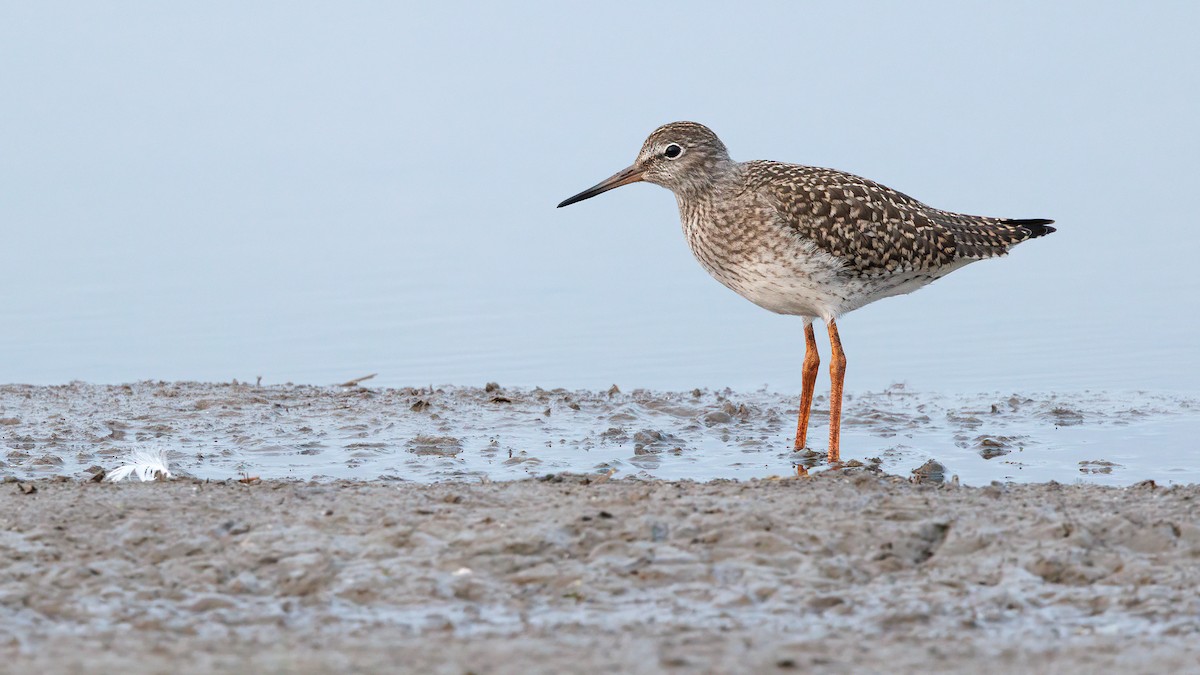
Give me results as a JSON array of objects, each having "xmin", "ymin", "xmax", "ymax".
[{"xmin": 2, "ymin": 2, "xmax": 1197, "ymax": 393}]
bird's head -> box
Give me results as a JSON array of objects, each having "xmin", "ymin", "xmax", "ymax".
[{"xmin": 557, "ymin": 121, "xmax": 731, "ymax": 208}]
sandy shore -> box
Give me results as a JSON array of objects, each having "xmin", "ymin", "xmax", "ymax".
[{"xmin": 3, "ymin": 471, "xmax": 1198, "ymax": 673}]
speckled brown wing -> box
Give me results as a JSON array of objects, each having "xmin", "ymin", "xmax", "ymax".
[{"xmin": 743, "ymin": 161, "xmax": 1054, "ymax": 277}]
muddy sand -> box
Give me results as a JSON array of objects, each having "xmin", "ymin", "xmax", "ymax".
[{"xmin": 3, "ymin": 472, "xmax": 1200, "ymax": 674}]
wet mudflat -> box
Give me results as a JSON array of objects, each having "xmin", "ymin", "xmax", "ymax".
[
  {"xmin": 2, "ymin": 474, "xmax": 1199, "ymax": 674},
  {"xmin": 1, "ymin": 382, "xmax": 1196, "ymax": 485},
  {"xmin": 3, "ymin": 382, "xmax": 1199, "ymax": 672}
]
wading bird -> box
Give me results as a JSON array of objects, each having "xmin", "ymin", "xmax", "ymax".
[{"xmin": 558, "ymin": 122, "xmax": 1053, "ymax": 464}]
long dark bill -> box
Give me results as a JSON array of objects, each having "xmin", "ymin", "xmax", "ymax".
[{"xmin": 556, "ymin": 164, "xmax": 644, "ymax": 208}]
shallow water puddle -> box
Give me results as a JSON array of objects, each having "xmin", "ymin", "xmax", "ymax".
[{"xmin": 0, "ymin": 383, "xmax": 1195, "ymax": 485}]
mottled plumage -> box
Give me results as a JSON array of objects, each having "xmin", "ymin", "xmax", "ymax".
[
  {"xmin": 744, "ymin": 161, "xmax": 1054, "ymax": 274},
  {"xmin": 558, "ymin": 121, "xmax": 1054, "ymax": 463}
]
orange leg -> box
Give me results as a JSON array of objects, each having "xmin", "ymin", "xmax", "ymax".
[
  {"xmin": 793, "ymin": 322, "xmax": 820, "ymax": 451},
  {"xmin": 826, "ymin": 319, "xmax": 847, "ymax": 464}
]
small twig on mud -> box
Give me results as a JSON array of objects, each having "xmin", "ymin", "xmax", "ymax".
[{"xmin": 337, "ymin": 373, "xmax": 377, "ymax": 387}]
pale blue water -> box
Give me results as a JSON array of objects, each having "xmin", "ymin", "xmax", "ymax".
[{"xmin": 1, "ymin": 4, "xmax": 1197, "ymax": 484}]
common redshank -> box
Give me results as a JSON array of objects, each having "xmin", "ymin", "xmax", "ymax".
[{"xmin": 557, "ymin": 122, "xmax": 1054, "ymax": 464}]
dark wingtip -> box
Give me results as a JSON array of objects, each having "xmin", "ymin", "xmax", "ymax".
[{"xmin": 1009, "ymin": 218, "xmax": 1056, "ymax": 238}]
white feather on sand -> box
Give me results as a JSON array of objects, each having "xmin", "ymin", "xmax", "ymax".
[{"xmin": 107, "ymin": 447, "xmax": 174, "ymax": 482}]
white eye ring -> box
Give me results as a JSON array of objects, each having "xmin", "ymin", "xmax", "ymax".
[{"xmin": 664, "ymin": 143, "xmax": 684, "ymax": 160}]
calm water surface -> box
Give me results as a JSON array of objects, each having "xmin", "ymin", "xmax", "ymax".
[{"xmin": 3, "ymin": 239, "xmax": 1195, "ymax": 396}]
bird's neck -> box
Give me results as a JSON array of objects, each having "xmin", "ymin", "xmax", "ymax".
[
  {"xmin": 672, "ymin": 160, "xmax": 740, "ymax": 213},
  {"xmin": 671, "ymin": 159, "xmax": 738, "ymax": 203}
]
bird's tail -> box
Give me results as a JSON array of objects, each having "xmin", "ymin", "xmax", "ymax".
[
  {"xmin": 1006, "ymin": 218, "xmax": 1056, "ymax": 239},
  {"xmin": 939, "ymin": 215, "xmax": 1055, "ymax": 260}
]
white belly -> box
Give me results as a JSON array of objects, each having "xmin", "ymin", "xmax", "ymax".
[
  {"xmin": 689, "ymin": 235, "xmax": 851, "ymax": 320},
  {"xmin": 687, "ymin": 226, "xmax": 972, "ymax": 321}
]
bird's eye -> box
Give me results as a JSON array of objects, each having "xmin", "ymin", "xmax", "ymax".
[{"xmin": 664, "ymin": 143, "xmax": 683, "ymax": 159}]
